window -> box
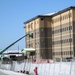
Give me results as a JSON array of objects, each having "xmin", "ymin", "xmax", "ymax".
[
  {"xmin": 41, "ymin": 18, "xmax": 44, "ymax": 20},
  {"xmin": 62, "ymin": 28, "xmax": 64, "ymax": 32},
  {"xmin": 52, "ymin": 31, "xmax": 54, "ymax": 34},
  {"xmin": 63, "ymin": 16, "xmax": 65, "ymax": 20},
  {"xmin": 69, "ymin": 38, "xmax": 72, "ymax": 42},
  {"xmin": 31, "ymin": 33, "xmax": 33, "ymax": 38},
  {"xmin": 30, "ymin": 43, "xmax": 33, "ymax": 47},
  {"xmin": 38, "ymin": 42, "xmax": 39, "ymax": 45},
  {"xmin": 52, "ymin": 19, "xmax": 54, "ymax": 23},
  {"xmin": 53, "ymin": 52, "xmax": 55, "ymax": 55},
  {"xmin": 67, "ymin": 27, "xmax": 68, "ymax": 31},
  {"xmin": 68, "ymin": 51, "xmax": 70, "ymax": 55},
  {"xmin": 64, "ymin": 27, "xmax": 66, "ymax": 31},
  {"xmin": 34, "ymin": 21, "xmax": 36, "ymax": 25},
  {"xmin": 70, "ymin": 51, "xmax": 73, "ymax": 55},
  {"xmin": 69, "ymin": 26, "xmax": 72, "ymax": 30},
  {"xmin": 60, "ymin": 16, "xmax": 62, "ymax": 21},
  {"xmin": 66, "ymin": 14, "xmax": 69, "ymax": 19},
  {"xmin": 28, "ymin": 24, "xmax": 30, "ymax": 29},
  {"xmin": 31, "ymin": 23, "xmax": 33, "ymax": 29},
  {"xmin": 64, "ymin": 15, "xmax": 67, "ymax": 19},
  {"xmin": 60, "ymin": 28, "xmax": 62, "ymax": 32},
  {"xmin": 29, "ymin": 44, "xmax": 30, "ymax": 47},
  {"xmin": 41, "ymin": 28, "xmax": 44, "ymax": 31},
  {"xmin": 52, "ymin": 42, "xmax": 54, "ymax": 45},
  {"xmin": 69, "ymin": 13, "xmax": 72, "ymax": 17}
]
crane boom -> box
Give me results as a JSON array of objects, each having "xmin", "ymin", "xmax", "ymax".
[{"xmin": 0, "ymin": 34, "xmax": 29, "ymax": 54}]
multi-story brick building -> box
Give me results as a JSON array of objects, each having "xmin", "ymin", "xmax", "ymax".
[
  {"xmin": 24, "ymin": 15, "xmax": 52, "ymax": 59},
  {"xmin": 24, "ymin": 6, "xmax": 75, "ymax": 61},
  {"xmin": 52, "ymin": 6, "xmax": 75, "ymax": 61}
]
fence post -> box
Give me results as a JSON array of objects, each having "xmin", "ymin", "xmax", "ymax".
[
  {"xmin": 69, "ymin": 59, "xmax": 72, "ymax": 75},
  {"xmin": 53, "ymin": 62, "xmax": 55, "ymax": 75}
]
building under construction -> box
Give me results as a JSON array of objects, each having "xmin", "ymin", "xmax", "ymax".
[{"xmin": 24, "ymin": 6, "xmax": 75, "ymax": 61}]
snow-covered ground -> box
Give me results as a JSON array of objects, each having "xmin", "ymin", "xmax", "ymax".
[{"xmin": 0, "ymin": 69, "xmax": 26, "ymax": 75}]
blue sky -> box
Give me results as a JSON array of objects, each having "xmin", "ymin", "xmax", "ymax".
[{"xmin": 0, "ymin": 0, "xmax": 75, "ymax": 51}]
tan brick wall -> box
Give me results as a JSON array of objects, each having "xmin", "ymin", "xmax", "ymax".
[
  {"xmin": 52, "ymin": 9, "xmax": 74, "ymax": 60},
  {"xmin": 26, "ymin": 18, "xmax": 40, "ymax": 33}
]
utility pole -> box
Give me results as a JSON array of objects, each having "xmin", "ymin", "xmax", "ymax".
[{"xmin": 18, "ymin": 46, "xmax": 19, "ymax": 56}]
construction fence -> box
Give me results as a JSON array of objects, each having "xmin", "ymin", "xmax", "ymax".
[{"xmin": 0, "ymin": 59, "xmax": 75, "ymax": 75}]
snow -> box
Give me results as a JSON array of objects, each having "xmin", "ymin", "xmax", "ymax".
[
  {"xmin": 0, "ymin": 61, "xmax": 75, "ymax": 75},
  {"xmin": 42, "ymin": 12, "xmax": 55, "ymax": 16},
  {"xmin": 3, "ymin": 50, "xmax": 22, "ymax": 53},
  {"xmin": 0, "ymin": 69, "xmax": 26, "ymax": 75},
  {"xmin": 1, "ymin": 50, "xmax": 23, "ymax": 57}
]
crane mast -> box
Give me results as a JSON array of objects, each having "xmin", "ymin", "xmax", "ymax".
[{"xmin": 0, "ymin": 33, "xmax": 32, "ymax": 54}]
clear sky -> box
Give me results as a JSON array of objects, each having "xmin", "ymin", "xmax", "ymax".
[{"xmin": 0, "ymin": 0, "xmax": 75, "ymax": 51}]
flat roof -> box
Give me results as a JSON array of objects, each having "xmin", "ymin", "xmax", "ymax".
[
  {"xmin": 21, "ymin": 48, "xmax": 35, "ymax": 53},
  {"xmin": 24, "ymin": 6, "xmax": 75, "ymax": 24},
  {"xmin": 24, "ymin": 15, "xmax": 51, "ymax": 24},
  {"xmin": 51, "ymin": 6, "xmax": 75, "ymax": 17}
]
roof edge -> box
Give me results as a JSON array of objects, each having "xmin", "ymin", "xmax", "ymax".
[
  {"xmin": 24, "ymin": 15, "xmax": 51, "ymax": 24},
  {"xmin": 24, "ymin": 6, "xmax": 75, "ymax": 24},
  {"xmin": 51, "ymin": 6, "xmax": 75, "ymax": 17}
]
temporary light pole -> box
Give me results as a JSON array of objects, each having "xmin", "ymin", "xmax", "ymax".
[{"xmin": 18, "ymin": 46, "xmax": 19, "ymax": 56}]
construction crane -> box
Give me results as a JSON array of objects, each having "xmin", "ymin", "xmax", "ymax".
[{"xmin": 0, "ymin": 33, "xmax": 33, "ymax": 55}]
